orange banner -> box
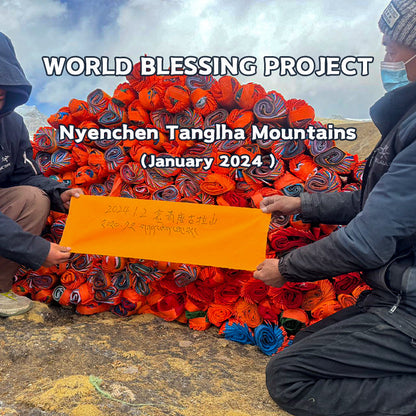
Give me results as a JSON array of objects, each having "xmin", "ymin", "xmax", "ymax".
[{"xmin": 60, "ymin": 195, "xmax": 271, "ymax": 271}]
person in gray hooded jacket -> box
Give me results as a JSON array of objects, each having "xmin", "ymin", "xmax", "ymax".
[
  {"xmin": 0, "ymin": 32, "xmax": 83, "ymax": 317},
  {"xmin": 254, "ymin": 1, "xmax": 416, "ymax": 415}
]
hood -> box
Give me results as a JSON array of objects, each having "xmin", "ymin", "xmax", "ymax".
[{"xmin": 0, "ymin": 32, "xmax": 32, "ymax": 115}]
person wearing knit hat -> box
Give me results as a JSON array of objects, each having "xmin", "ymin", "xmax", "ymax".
[{"xmin": 255, "ymin": 2, "xmax": 416, "ymax": 415}]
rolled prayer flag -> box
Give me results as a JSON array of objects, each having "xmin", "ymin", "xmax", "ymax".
[
  {"xmin": 88, "ymin": 148, "xmax": 109, "ymax": 178},
  {"xmin": 210, "ymin": 75, "xmax": 240, "ymax": 109},
  {"xmin": 203, "ymin": 108, "xmax": 229, "ymax": 128},
  {"xmin": 68, "ymin": 99, "xmax": 94, "ymax": 121},
  {"xmin": 191, "ymin": 88, "xmax": 218, "ymax": 116},
  {"xmin": 311, "ymin": 299, "xmax": 342, "ymax": 320},
  {"xmin": 214, "ymin": 281, "xmax": 241, "ymax": 306},
  {"xmin": 72, "ymin": 144, "xmax": 91, "ymax": 167},
  {"xmin": 50, "ymin": 149, "xmax": 77, "ymax": 173},
  {"xmin": 138, "ymin": 84, "xmax": 165, "ymax": 112},
  {"xmin": 234, "ymin": 83, "xmax": 267, "ymax": 110},
  {"xmin": 226, "ymin": 109, "xmax": 254, "ymax": 133},
  {"xmin": 333, "ymin": 272, "xmax": 362, "ymax": 295},
  {"xmin": 338, "ymin": 293, "xmax": 357, "ymax": 308},
  {"xmin": 185, "ymin": 74, "xmax": 216, "ymax": 91},
  {"xmin": 104, "ymin": 145, "xmax": 129, "ymax": 173},
  {"xmin": 119, "ymin": 162, "xmax": 145, "ymax": 184},
  {"xmin": 151, "ymin": 184, "xmax": 181, "ymax": 201},
  {"xmin": 173, "ymin": 108, "xmax": 204, "ymax": 129},
  {"xmin": 240, "ymin": 278, "xmax": 268, "ymax": 304},
  {"xmin": 127, "ymin": 99, "xmax": 150, "ymax": 127},
  {"xmin": 112, "ymin": 82, "xmax": 137, "ymax": 108},
  {"xmin": 288, "ymin": 154, "xmax": 319, "ymax": 182},
  {"xmin": 269, "ymin": 227, "xmax": 316, "ymax": 252},
  {"xmin": 186, "ymin": 280, "xmax": 214, "ymax": 305},
  {"xmin": 273, "ymin": 172, "xmax": 304, "ymax": 197},
  {"xmin": 87, "ymin": 89, "xmax": 111, "ymax": 116},
  {"xmin": 174, "ymin": 264, "xmax": 201, "ymax": 288},
  {"xmin": 243, "ymin": 155, "xmax": 285, "ymax": 185},
  {"xmin": 269, "ymin": 286, "xmax": 303, "ymax": 310},
  {"xmin": 35, "ymin": 152, "xmax": 54, "ymax": 176},
  {"xmin": 280, "ymin": 308, "xmax": 309, "ymax": 335},
  {"xmin": 207, "ymin": 303, "xmax": 234, "ymax": 327},
  {"xmin": 257, "ymin": 299, "xmax": 280, "ymax": 323},
  {"xmin": 253, "ymin": 91, "xmax": 288, "ymax": 125},
  {"xmin": 287, "ymin": 98, "xmax": 315, "ymax": 128},
  {"xmin": 254, "ymin": 323, "xmax": 288, "ymax": 356},
  {"xmin": 87, "ymin": 183, "xmax": 108, "ymax": 196},
  {"xmin": 47, "ymin": 107, "xmax": 75, "ymax": 128},
  {"xmin": 272, "ymin": 139, "xmax": 307, "ymax": 160},
  {"xmin": 75, "ymin": 166, "xmax": 99, "ymax": 186},
  {"xmin": 33, "ymin": 127, "xmax": 58, "ymax": 153},
  {"xmin": 314, "ymin": 148, "xmax": 357, "ymax": 175},
  {"xmin": 163, "ymin": 85, "xmax": 191, "ymax": 113},
  {"xmin": 150, "ymin": 109, "xmax": 172, "ymax": 133},
  {"xmin": 61, "ymin": 269, "xmax": 86, "ymax": 290},
  {"xmin": 200, "ymin": 173, "xmax": 235, "ymax": 195},
  {"xmin": 126, "ymin": 62, "xmax": 152, "ymax": 92},
  {"xmin": 175, "ymin": 172, "xmax": 201, "ymax": 198},
  {"xmin": 305, "ymin": 168, "xmax": 342, "ymax": 193},
  {"xmin": 219, "ymin": 319, "xmax": 255, "ymax": 345},
  {"xmin": 353, "ymin": 160, "xmax": 366, "ymax": 183},
  {"xmin": 235, "ymin": 299, "xmax": 263, "ymax": 328},
  {"xmin": 98, "ymin": 101, "xmax": 127, "ymax": 128},
  {"xmin": 301, "ymin": 280, "xmax": 336, "ymax": 311},
  {"xmin": 30, "ymin": 273, "xmax": 58, "ymax": 290}
]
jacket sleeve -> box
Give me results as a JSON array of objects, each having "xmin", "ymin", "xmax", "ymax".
[
  {"xmin": 0, "ymin": 212, "xmax": 50, "ymax": 270},
  {"xmin": 9, "ymin": 120, "xmax": 68, "ymax": 212},
  {"xmin": 279, "ymin": 139, "xmax": 416, "ymax": 282},
  {"xmin": 300, "ymin": 190, "xmax": 361, "ymax": 225}
]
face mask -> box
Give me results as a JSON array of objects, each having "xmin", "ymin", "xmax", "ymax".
[{"xmin": 381, "ymin": 54, "xmax": 416, "ymax": 92}]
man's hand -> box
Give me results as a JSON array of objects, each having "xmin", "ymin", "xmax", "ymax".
[
  {"xmin": 42, "ymin": 243, "xmax": 71, "ymax": 267},
  {"xmin": 253, "ymin": 259, "xmax": 286, "ymax": 288},
  {"xmin": 260, "ymin": 195, "xmax": 301, "ymax": 215},
  {"xmin": 60, "ymin": 188, "xmax": 84, "ymax": 210}
]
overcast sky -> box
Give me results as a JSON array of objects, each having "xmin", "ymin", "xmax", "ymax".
[{"xmin": 2, "ymin": 0, "xmax": 389, "ymax": 119}]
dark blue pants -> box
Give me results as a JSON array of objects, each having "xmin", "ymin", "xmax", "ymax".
[{"xmin": 266, "ymin": 304, "xmax": 416, "ymax": 416}]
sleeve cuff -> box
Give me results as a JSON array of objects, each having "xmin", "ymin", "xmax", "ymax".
[{"xmin": 299, "ymin": 192, "xmax": 316, "ymax": 223}]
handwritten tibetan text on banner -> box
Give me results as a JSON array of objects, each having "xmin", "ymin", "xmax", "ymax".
[{"xmin": 60, "ymin": 195, "xmax": 271, "ymax": 271}]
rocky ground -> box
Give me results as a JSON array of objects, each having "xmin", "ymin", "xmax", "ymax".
[{"xmin": 0, "ymin": 303, "xmax": 291, "ymax": 416}]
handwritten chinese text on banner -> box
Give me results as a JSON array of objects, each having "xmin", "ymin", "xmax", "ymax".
[{"xmin": 60, "ymin": 195, "xmax": 271, "ymax": 271}]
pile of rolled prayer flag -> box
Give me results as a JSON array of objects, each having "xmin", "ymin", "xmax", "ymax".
[{"xmin": 13, "ymin": 62, "xmax": 371, "ymax": 356}]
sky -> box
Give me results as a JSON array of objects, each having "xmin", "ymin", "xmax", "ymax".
[{"xmin": 2, "ymin": 0, "xmax": 389, "ymax": 119}]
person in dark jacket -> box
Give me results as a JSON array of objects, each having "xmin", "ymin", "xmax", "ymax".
[
  {"xmin": 0, "ymin": 32, "xmax": 82, "ymax": 317},
  {"xmin": 253, "ymin": 1, "xmax": 416, "ymax": 415}
]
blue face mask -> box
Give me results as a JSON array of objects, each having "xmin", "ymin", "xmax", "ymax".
[{"xmin": 381, "ymin": 54, "xmax": 416, "ymax": 92}]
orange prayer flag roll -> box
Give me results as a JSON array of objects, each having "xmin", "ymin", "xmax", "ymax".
[
  {"xmin": 191, "ymin": 88, "xmax": 218, "ymax": 116},
  {"xmin": 210, "ymin": 75, "xmax": 240, "ymax": 109},
  {"xmin": 235, "ymin": 299, "xmax": 263, "ymax": 328},
  {"xmin": 138, "ymin": 85, "xmax": 165, "ymax": 112},
  {"xmin": 163, "ymin": 85, "xmax": 191, "ymax": 113},
  {"xmin": 234, "ymin": 82, "xmax": 267, "ymax": 110},
  {"xmin": 200, "ymin": 173, "xmax": 235, "ymax": 195},
  {"xmin": 112, "ymin": 82, "xmax": 137, "ymax": 108},
  {"xmin": 287, "ymin": 98, "xmax": 315, "ymax": 128}
]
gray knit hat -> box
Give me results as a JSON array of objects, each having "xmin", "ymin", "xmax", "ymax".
[{"xmin": 379, "ymin": 0, "xmax": 416, "ymax": 49}]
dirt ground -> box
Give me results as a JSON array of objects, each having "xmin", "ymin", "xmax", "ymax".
[{"xmin": 0, "ymin": 302, "xmax": 291, "ymax": 416}]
